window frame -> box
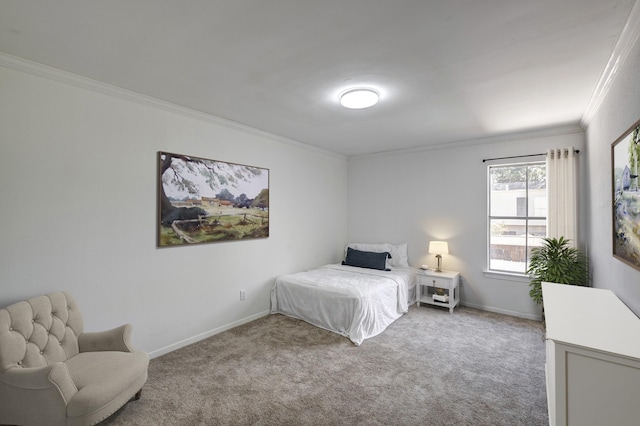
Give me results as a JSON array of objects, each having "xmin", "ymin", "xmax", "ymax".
[{"xmin": 487, "ymin": 161, "xmax": 547, "ymax": 276}]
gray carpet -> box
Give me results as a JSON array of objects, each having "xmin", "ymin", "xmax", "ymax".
[{"xmin": 102, "ymin": 306, "xmax": 548, "ymax": 425}]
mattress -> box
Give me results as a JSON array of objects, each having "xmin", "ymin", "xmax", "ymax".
[{"xmin": 270, "ymin": 264, "xmax": 416, "ymax": 345}]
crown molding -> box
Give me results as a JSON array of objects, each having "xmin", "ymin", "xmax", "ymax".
[
  {"xmin": 349, "ymin": 123, "xmax": 584, "ymax": 161},
  {"xmin": 0, "ymin": 52, "xmax": 346, "ymax": 161},
  {"xmin": 581, "ymin": 2, "xmax": 640, "ymax": 127}
]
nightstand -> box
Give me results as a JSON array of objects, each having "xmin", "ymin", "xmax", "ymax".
[{"xmin": 416, "ymin": 269, "xmax": 460, "ymax": 313}]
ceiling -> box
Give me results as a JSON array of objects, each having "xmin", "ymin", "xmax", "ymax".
[{"xmin": 0, "ymin": 0, "xmax": 636, "ymax": 156}]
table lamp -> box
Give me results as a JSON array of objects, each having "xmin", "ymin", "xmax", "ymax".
[{"xmin": 429, "ymin": 241, "xmax": 449, "ymax": 272}]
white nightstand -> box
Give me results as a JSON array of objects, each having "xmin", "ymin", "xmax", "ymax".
[{"xmin": 416, "ymin": 269, "xmax": 460, "ymax": 313}]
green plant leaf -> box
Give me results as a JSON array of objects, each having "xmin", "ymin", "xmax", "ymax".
[{"xmin": 526, "ymin": 236, "xmax": 589, "ymax": 304}]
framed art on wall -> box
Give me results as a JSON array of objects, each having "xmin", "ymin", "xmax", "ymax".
[
  {"xmin": 612, "ymin": 120, "xmax": 640, "ymax": 271},
  {"xmin": 157, "ymin": 151, "xmax": 269, "ymax": 247}
]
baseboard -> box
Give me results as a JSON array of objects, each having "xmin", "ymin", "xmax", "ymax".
[
  {"xmin": 149, "ymin": 310, "xmax": 270, "ymax": 359},
  {"xmin": 460, "ymin": 301, "xmax": 542, "ymax": 322}
]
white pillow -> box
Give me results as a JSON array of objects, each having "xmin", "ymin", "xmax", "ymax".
[{"xmin": 388, "ymin": 243, "xmax": 409, "ymax": 267}]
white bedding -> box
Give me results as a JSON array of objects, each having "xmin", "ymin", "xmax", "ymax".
[{"xmin": 270, "ymin": 264, "xmax": 416, "ymax": 345}]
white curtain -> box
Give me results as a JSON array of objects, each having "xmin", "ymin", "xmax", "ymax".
[{"xmin": 546, "ymin": 147, "xmax": 579, "ymax": 245}]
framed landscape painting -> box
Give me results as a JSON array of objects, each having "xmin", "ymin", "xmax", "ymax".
[
  {"xmin": 157, "ymin": 151, "xmax": 269, "ymax": 247},
  {"xmin": 612, "ymin": 120, "xmax": 640, "ymax": 271}
]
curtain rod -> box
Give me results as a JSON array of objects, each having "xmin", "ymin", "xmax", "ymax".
[{"xmin": 482, "ymin": 150, "xmax": 579, "ymax": 163}]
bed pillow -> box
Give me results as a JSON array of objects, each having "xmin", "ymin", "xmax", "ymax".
[
  {"xmin": 347, "ymin": 242, "xmax": 409, "ymax": 267},
  {"xmin": 346, "ymin": 243, "xmax": 393, "ymax": 269},
  {"xmin": 388, "ymin": 243, "xmax": 409, "ymax": 267},
  {"xmin": 342, "ymin": 248, "xmax": 391, "ymax": 271}
]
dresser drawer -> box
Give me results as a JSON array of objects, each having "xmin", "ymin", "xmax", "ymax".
[{"xmin": 421, "ymin": 276, "xmax": 450, "ymax": 288}]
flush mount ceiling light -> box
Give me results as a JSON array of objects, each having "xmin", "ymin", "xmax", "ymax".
[{"xmin": 339, "ymin": 88, "xmax": 379, "ymax": 109}]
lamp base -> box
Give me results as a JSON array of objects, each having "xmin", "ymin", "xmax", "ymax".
[{"xmin": 435, "ymin": 254, "xmax": 442, "ymax": 272}]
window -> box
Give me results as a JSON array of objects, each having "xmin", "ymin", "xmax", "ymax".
[{"xmin": 488, "ymin": 162, "xmax": 546, "ymax": 274}]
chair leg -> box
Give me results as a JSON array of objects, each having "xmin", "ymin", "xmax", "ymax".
[{"xmin": 132, "ymin": 389, "xmax": 142, "ymax": 401}]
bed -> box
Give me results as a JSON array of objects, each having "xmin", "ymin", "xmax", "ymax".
[{"xmin": 270, "ymin": 243, "xmax": 417, "ymax": 345}]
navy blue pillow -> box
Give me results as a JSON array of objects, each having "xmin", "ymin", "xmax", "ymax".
[{"xmin": 342, "ymin": 247, "xmax": 391, "ymax": 271}]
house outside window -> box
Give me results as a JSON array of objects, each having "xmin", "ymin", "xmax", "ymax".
[{"xmin": 488, "ymin": 162, "xmax": 546, "ymax": 274}]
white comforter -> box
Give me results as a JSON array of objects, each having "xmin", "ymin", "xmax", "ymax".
[{"xmin": 270, "ymin": 264, "xmax": 416, "ymax": 345}]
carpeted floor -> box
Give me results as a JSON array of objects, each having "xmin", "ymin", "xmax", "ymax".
[{"xmin": 102, "ymin": 305, "xmax": 548, "ymax": 425}]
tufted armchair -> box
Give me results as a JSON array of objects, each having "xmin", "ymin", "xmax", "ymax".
[{"xmin": 0, "ymin": 292, "xmax": 149, "ymax": 426}]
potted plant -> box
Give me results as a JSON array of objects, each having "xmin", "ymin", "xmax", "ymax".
[{"xmin": 527, "ymin": 236, "xmax": 589, "ymax": 305}]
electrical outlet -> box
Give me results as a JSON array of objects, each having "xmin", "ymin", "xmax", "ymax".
[{"xmin": 240, "ymin": 290, "xmax": 246, "ymax": 301}]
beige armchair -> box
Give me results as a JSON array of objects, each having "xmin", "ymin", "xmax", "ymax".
[{"xmin": 0, "ymin": 292, "xmax": 149, "ymax": 426}]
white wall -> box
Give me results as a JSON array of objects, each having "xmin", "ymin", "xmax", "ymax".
[
  {"xmin": 585, "ymin": 25, "xmax": 640, "ymax": 314},
  {"xmin": 5, "ymin": 21, "xmax": 639, "ymax": 355},
  {"xmin": 0, "ymin": 58, "xmax": 348, "ymax": 357},
  {"xmin": 348, "ymin": 129, "xmax": 585, "ymax": 320}
]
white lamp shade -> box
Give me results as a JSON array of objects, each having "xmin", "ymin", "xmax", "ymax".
[{"xmin": 428, "ymin": 241, "xmax": 449, "ymax": 255}]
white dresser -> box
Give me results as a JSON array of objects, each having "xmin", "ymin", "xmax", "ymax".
[{"xmin": 542, "ymin": 282, "xmax": 640, "ymax": 426}]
